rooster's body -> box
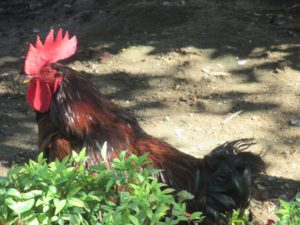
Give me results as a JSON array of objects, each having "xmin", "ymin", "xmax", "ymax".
[{"xmin": 23, "ymin": 29, "xmax": 262, "ymax": 224}]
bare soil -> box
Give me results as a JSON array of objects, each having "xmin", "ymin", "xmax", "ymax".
[{"xmin": 1, "ymin": 0, "xmax": 300, "ymax": 224}]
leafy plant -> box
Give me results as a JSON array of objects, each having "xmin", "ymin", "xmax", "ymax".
[
  {"xmin": 0, "ymin": 149, "xmax": 203, "ymax": 225},
  {"xmin": 276, "ymin": 192, "xmax": 300, "ymax": 225},
  {"xmin": 229, "ymin": 209, "xmax": 253, "ymax": 225}
]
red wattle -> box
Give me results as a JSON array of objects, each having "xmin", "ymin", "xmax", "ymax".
[
  {"xmin": 53, "ymin": 77, "xmax": 63, "ymax": 93},
  {"xmin": 26, "ymin": 80, "xmax": 52, "ymax": 112}
]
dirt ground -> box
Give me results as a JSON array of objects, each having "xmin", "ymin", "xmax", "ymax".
[{"xmin": 1, "ymin": 0, "xmax": 300, "ymax": 224}]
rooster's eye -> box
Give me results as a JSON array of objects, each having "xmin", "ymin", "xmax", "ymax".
[{"xmin": 41, "ymin": 67, "xmax": 56, "ymax": 77}]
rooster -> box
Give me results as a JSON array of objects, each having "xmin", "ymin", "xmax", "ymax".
[{"xmin": 23, "ymin": 29, "xmax": 263, "ymax": 224}]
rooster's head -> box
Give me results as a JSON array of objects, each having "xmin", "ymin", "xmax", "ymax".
[{"xmin": 24, "ymin": 29, "xmax": 77, "ymax": 112}]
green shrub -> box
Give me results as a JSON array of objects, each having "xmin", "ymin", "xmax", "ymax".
[
  {"xmin": 229, "ymin": 209, "xmax": 253, "ymax": 225},
  {"xmin": 0, "ymin": 149, "xmax": 203, "ymax": 225},
  {"xmin": 276, "ymin": 192, "xmax": 300, "ymax": 225}
]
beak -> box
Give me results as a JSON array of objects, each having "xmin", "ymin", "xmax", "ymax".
[{"xmin": 23, "ymin": 76, "xmax": 32, "ymax": 85}]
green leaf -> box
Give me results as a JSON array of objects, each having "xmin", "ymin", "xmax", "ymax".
[
  {"xmin": 54, "ymin": 199, "xmax": 67, "ymax": 215},
  {"xmin": 128, "ymin": 215, "xmax": 139, "ymax": 225},
  {"xmin": 177, "ymin": 190, "xmax": 194, "ymax": 202},
  {"xmin": 154, "ymin": 205, "xmax": 169, "ymax": 218},
  {"xmin": 67, "ymin": 186, "xmax": 82, "ymax": 198},
  {"xmin": 162, "ymin": 188, "xmax": 174, "ymax": 195},
  {"xmin": 48, "ymin": 185, "xmax": 57, "ymax": 195},
  {"xmin": 6, "ymin": 188, "xmax": 21, "ymax": 198},
  {"xmin": 190, "ymin": 211, "xmax": 203, "ymax": 221},
  {"xmin": 43, "ymin": 204, "xmax": 50, "ymax": 213},
  {"xmin": 36, "ymin": 196, "xmax": 52, "ymax": 207},
  {"xmin": 106, "ymin": 179, "xmax": 116, "ymax": 192},
  {"xmin": 79, "ymin": 147, "xmax": 87, "ymax": 159},
  {"xmin": 37, "ymin": 214, "xmax": 48, "ymax": 224},
  {"xmin": 37, "ymin": 153, "xmax": 44, "ymax": 163},
  {"xmin": 62, "ymin": 214, "xmax": 81, "ymax": 224},
  {"xmin": 51, "ymin": 216, "xmax": 59, "ymax": 222},
  {"xmin": 69, "ymin": 214, "xmax": 81, "ymax": 224},
  {"xmin": 5, "ymin": 197, "xmax": 15, "ymax": 206},
  {"xmin": 100, "ymin": 205, "xmax": 114, "ymax": 212},
  {"xmin": 119, "ymin": 151, "xmax": 126, "ymax": 160},
  {"xmin": 21, "ymin": 190, "xmax": 43, "ymax": 199},
  {"xmin": 68, "ymin": 198, "xmax": 86, "ymax": 208},
  {"xmin": 7, "ymin": 166, "xmax": 22, "ymax": 176},
  {"xmin": 0, "ymin": 176, "xmax": 6, "ymax": 184},
  {"xmin": 0, "ymin": 205, "xmax": 8, "ymax": 220},
  {"xmin": 86, "ymin": 194, "xmax": 101, "ymax": 201},
  {"xmin": 146, "ymin": 209, "xmax": 153, "ymax": 219},
  {"xmin": 27, "ymin": 217, "xmax": 39, "ymax": 225},
  {"xmin": 72, "ymin": 151, "xmax": 79, "ymax": 159},
  {"xmin": 7, "ymin": 198, "xmax": 35, "ymax": 214}
]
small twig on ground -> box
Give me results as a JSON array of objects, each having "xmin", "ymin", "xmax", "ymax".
[
  {"xmin": 201, "ymin": 68, "xmax": 231, "ymax": 76},
  {"xmin": 222, "ymin": 110, "xmax": 243, "ymax": 124}
]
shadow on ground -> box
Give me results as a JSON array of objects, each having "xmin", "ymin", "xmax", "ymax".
[{"xmin": 0, "ymin": 1, "xmax": 300, "ymax": 222}]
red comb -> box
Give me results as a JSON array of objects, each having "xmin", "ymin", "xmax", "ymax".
[{"xmin": 24, "ymin": 28, "xmax": 77, "ymax": 75}]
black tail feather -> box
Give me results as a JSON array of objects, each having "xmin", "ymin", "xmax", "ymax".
[
  {"xmin": 204, "ymin": 138, "xmax": 265, "ymax": 176},
  {"xmin": 196, "ymin": 139, "xmax": 264, "ymax": 224}
]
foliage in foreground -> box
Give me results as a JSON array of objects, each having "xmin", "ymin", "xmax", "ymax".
[
  {"xmin": 1, "ymin": 148, "xmax": 298, "ymax": 225},
  {"xmin": 229, "ymin": 209, "xmax": 253, "ymax": 225},
  {"xmin": 0, "ymin": 150, "xmax": 203, "ymax": 225},
  {"xmin": 228, "ymin": 192, "xmax": 300, "ymax": 225},
  {"xmin": 276, "ymin": 192, "xmax": 300, "ymax": 225}
]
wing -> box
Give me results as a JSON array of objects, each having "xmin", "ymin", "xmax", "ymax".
[{"xmin": 36, "ymin": 112, "xmax": 72, "ymax": 161}]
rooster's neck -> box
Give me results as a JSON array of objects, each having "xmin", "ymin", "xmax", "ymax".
[{"xmin": 49, "ymin": 69, "xmax": 142, "ymax": 160}]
